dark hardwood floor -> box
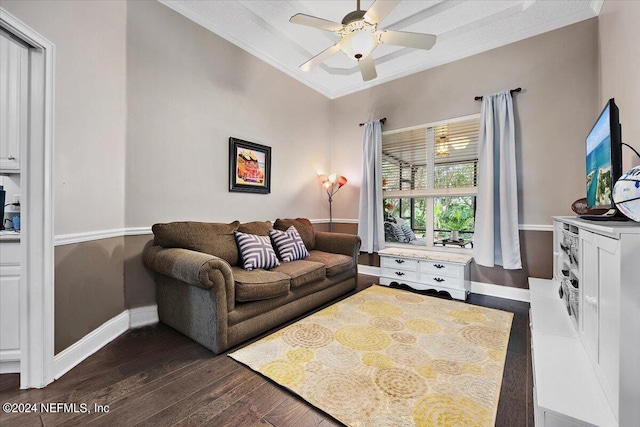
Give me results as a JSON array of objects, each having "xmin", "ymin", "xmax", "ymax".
[{"xmin": 0, "ymin": 275, "xmax": 533, "ymax": 426}]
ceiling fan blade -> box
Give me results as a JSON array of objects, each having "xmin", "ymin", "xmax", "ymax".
[
  {"xmin": 358, "ymin": 55, "xmax": 377, "ymax": 82},
  {"xmin": 290, "ymin": 13, "xmax": 344, "ymax": 32},
  {"xmin": 379, "ymin": 30, "xmax": 437, "ymax": 50},
  {"xmin": 364, "ymin": 0, "xmax": 400, "ymax": 24},
  {"xmin": 300, "ymin": 43, "xmax": 341, "ymax": 72}
]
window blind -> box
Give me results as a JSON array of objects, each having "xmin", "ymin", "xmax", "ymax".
[{"xmin": 382, "ymin": 116, "xmax": 480, "ymax": 195}]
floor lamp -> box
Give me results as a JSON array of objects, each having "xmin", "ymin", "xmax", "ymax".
[{"xmin": 320, "ymin": 173, "xmax": 347, "ymax": 232}]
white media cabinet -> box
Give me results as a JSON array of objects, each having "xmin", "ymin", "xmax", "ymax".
[
  {"xmin": 530, "ymin": 217, "xmax": 640, "ymax": 427},
  {"xmin": 377, "ymin": 247, "xmax": 472, "ymax": 300}
]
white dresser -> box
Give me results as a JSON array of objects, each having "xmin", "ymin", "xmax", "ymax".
[
  {"xmin": 530, "ymin": 217, "xmax": 640, "ymax": 427},
  {"xmin": 377, "ymin": 247, "xmax": 472, "ymax": 300}
]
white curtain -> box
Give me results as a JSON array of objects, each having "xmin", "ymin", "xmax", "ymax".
[
  {"xmin": 474, "ymin": 91, "xmax": 522, "ymax": 269},
  {"xmin": 358, "ymin": 120, "xmax": 385, "ymax": 253}
]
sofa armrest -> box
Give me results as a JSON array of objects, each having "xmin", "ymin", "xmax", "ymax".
[
  {"xmin": 143, "ymin": 246, "xmax": 235, "ymax": 311},
  {"xmin": 314, "ymin": 231, "xmax": 362, "ymax": 261}
]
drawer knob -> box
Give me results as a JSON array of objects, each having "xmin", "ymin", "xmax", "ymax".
[
  {"xmin": 434, "ymin": 264, "xmax": 445, "ymax": 269},
  {"xmin": 395, "ymin": 271, "xmax": 405, "ymax": 276},
  {"xmin": 395, "ymin": 259, "xmax": 405, "ymax": 264},
  {"xmin": 434, "ymin": 277, "xmax": 445, "ymax": 283},
  {"xmin": 8, "ymin": 156, "xmax": 15, "ymax": 160}
]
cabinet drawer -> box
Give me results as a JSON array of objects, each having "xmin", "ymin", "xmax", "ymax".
[
  {"xmin": 420, "ymin": 261, "xmax": 463, "ymax": 278},
  {"xmin": 0, "ymin": 243, "xmax": 21, "ymax": 266},
  {"xmin": 381, "ymin": 268, "xmax": 419, "ymax": 283},
  {"xmin": 420, "ymin": 273, "xmax": 465, "ymax": 290},
  {"xmin": 380, "ymin": 257, "xmax": 419, "ymax": 272}
]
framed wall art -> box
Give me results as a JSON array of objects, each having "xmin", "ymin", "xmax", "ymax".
[{"xmin": 229, "ymin": 137, "xmax": 271, "ymax": 194}]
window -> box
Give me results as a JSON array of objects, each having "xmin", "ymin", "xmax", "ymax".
[{"xmin": 382, "ymin": 115, "xmax": 480, "ymax": 248}]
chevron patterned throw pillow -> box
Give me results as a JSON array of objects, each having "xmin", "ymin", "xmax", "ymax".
[
  {"xmin": 269, "ymin": 226, "xmax": 310, "ymax": 262},
  {"xmin": 234, "ymin": 231, "xmax": 280, "ymax": 271}
]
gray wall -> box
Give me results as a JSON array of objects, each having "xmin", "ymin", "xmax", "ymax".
[
  {"xmin": 124, "ymin": 234, "xmax": 155, "ymax": 309},
  {"xmin": 598, "ymin": 0, "xmax": 640, "ymax": 171},
  {"xmin": 3, "ymin": 0, "xmax": 128, "ymax": 355},
  {"xmin": 2, "ymin": 0, "xmax": 636, "ymax": 352},
  {"xmin": 125, "ymin": 0, "xmax": 333, "ymax": 227},
  {"xmin": 327, "ymin": 19, "xmax": 599, "ymax": 288},
  {"xmin": 3, "ymin": 0, "xmax": 127, "ymax": 234},
  {"xmin": 329, "ymin": 19, "xmax": 600, "ymax": 225},
  {"xmin": 55, "ymin": 238, "xmax": 125, "ymax": 354}
]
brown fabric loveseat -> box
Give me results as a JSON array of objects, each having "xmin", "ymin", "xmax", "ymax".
[{"xmin": 143, "ymin": 218, "xmax": 361, "ymax": 354}]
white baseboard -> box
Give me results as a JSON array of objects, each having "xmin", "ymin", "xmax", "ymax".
[
  {"xmin": 470, "ymin": 281, "xmax": 530, "ymax": 302},
  {"xmin": 358, "ymin": 265, "xmax": 381, "ymax": 276},
  {"xmin": 357, "ymin": 264, "xmax": 530, "ymax": 302},
  {"xmin": 54, "ymin": 311, "xmax": 130, "ymax": 379},
  {"xmin": 53, "ymin": 305, "xmax": 159, "ymax": 380},
  {"xmin": 0, "ymin": 349, "xmax": 21, "ymax": 374},
  {"xmin": 129, "ymin": 305, "xmax": 159, "ymax": 329}
]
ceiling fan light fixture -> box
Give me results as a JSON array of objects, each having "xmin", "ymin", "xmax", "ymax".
[
  {"xmin": 340, "ymin": 20, "xmax": 378, "ymax": 60},
  {"xmin": 449, "ymin": 136, "xmax": 470, "ymax": 150}
]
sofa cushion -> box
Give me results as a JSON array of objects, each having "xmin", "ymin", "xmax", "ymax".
[
  {"xmin": 307, "ymin": 250, "xmax": 353, "ymax": 277},
  {"xmin": 234, "ymin": 231, "xmax": 280, "ymax": 271},
  {"xmin": 269, "ymin": 226, "xmax": 310, "ymax": 262},
  {"xmin": 238, "ymin": 221, "xmax": 272, "ymax": 236},
  {"xmin": 274, "ymin": 218, "xmax": 315, "ymax": 250},
  {"xmin": 272, "ymin": 260, "xmax": 325, "ymax": 289},
  {"xmin": 232, "ymin": 267, "xmax": 290, "ymax": 302},
  {"xmin": 152, "ymin": 221, "xmax": 240, "ymax": 265}
]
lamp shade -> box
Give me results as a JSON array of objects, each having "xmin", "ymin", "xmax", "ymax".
[
  {"xmin": 319, "ymin": 173, "xmax": 347, "ymax": 191},
  {"xmin": 340, "ymin": 29, "xmax": 377, "ymax": 60}
]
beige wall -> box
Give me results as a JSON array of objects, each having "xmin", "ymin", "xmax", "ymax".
[
  {"xmin": 125, "ymin": 1, "xmax": 332, "ymax": 227},
  {"xmin": 598, "ymin": 0, "xmax": 640, "ymax": 171},
  {"xmin": 3, "ymin": 0, "xmax": 127, "ymax": 234},
  {"xmin": 329, "ymin": 19, "xmax": 600, "ymax": 226}
]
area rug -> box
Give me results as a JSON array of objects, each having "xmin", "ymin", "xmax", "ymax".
[{"xmin": 228, "ymin": 285, "xmax": 513, "ymax": 426}]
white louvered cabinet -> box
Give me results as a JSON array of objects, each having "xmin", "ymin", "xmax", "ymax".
[{"xmin": 530, "ymin": 217, "xmax": 640, "ymax": 427}]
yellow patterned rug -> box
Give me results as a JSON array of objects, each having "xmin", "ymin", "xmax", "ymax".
[{"xmin": 228, "ymin": 285, "xmax": 513, "ymax": 426}]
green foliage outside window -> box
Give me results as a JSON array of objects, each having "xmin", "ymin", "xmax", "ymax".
[{"xmin": 434, "ymin": 196, "xmax": 475, "ymax": 231}]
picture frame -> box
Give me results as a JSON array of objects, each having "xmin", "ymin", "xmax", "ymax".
[{"xmin": 229, "ymin": 137, "xmax": 271, "ymax": 194}]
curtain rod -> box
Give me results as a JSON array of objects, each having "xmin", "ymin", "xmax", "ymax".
[
  {"xmin": 359, "ymin": 118, "xmax": 387, "ymax": 127},
  {"xmin": 474, "ymin": 87, "xmax": 521, "ymax": 101}
]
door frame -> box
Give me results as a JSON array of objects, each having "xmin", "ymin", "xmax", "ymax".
[{"xmin": 0, "ymin": 8, "xmax": 55, "ymax": 389}]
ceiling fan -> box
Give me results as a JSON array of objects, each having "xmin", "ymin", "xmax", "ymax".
[{"xmin": 290, "ymin": 0, "xmax": 437, "ymax": 82}]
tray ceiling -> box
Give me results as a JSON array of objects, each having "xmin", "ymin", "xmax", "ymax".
[{"xmin": 160, "ymin": 0, "xmax": 603, "ymax": 99}]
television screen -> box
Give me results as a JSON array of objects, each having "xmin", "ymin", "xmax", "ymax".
[{"xmin": 586, "ymin": 103, "xmax": 622, "ymax": 208}]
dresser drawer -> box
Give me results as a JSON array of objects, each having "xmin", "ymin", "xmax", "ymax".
[
  {"xmin": 381, "ymin": 268, "xmax": 419, "ymax": 283},
  {"xmin": 420, "ymin": 260, "xmax": 463, "ymax": 278},
  {"xmin": 420, "ymin": 273, "xmax": 465, "ymax": 290},
  {"xmin": 380, "ymin": 256, "xmax": 419, "ymax": 272}
]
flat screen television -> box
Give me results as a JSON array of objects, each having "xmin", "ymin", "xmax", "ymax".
[{"xmin": 584, "ymin": 98, "xmax": 623, "ymax": 216}]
